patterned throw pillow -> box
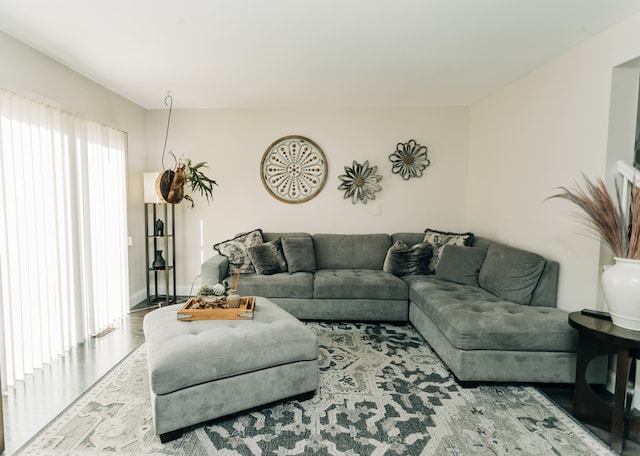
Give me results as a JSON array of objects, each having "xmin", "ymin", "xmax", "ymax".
[
  {"xmin": 214, "ymin": 229, "xmax": 264, "ymax": 274},
  {"xmin": 383, "ymin": 240, "xmax": 433, "ymax": 276},
  {"xmin": 423, "ymin": 228, "xmax": 474, "ymax": 273},
  {"xmin": 247, "ymin": 239, "xmax": 288, "ymax": 275}
]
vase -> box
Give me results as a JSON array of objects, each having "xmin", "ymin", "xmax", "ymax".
[
  {"xmin": 601, "ymin": 257, "xmax": 640, "ymax": 330},
  {"xmin": 153, "ymin": 250, "xmax": 166, "ymax": 269},
  {"xmin": 227, "ymin": 289, "xmax": 241, "ymax": 308}
]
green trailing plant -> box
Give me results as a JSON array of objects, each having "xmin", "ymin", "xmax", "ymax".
[
  {"xmin": 546, "ymin": 174, "xmax": 640, "ymax": 259},
  {"xmin": 182, "ymin": 157, "xmax": 218, "ymax": 207}
]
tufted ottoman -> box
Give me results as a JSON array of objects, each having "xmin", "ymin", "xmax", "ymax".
[{"xmin": 143, "ymin": 297, "xmax": 319, "ymax": 441}]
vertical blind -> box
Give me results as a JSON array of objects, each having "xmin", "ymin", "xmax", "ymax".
[{"xmin": 0, "ymin": 89, "xmax": 129, "ymax": 388}]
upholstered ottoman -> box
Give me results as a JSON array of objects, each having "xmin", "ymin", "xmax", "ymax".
[{"xmin": 143, "ymin": 297, "xmax": 319, "ymax": 441}]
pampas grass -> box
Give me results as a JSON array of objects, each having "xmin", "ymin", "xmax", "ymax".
[{"xmin": 547, "ymin": 174, "xmax": 640, "ymax": 259}]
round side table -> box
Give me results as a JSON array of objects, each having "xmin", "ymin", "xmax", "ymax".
[{"xmin": 569, "ymin": 311, "xmax": 640, "ymax": 454}]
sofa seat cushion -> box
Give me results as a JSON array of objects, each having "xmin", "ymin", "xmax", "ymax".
[
  {"xmin": 408, "ymin": 276, "xmax": 576, "ymax": 352},
  {"xmin": 406, "ymin": 275, "xmax": 501, "ymax": 304},
  {"xmin": 234, "ymin": 272, "xmax": 313, "ymax": 298},
  {"xmin": 314, "ymin": 269, "xmax": 408, "ymax": 300}
]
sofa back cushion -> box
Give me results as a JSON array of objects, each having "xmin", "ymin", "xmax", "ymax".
[
  {"xmin": 262, "ymin": 232, "xmax": 311, "ymax": 243},
  {"xmin": 262, "ymin": 233, "xmax": 316, "ymax": 273},
  {"xmin": 478, "ymin": 243, "xmax": 546, "ymax": 305},
  {"xmin": 391, "ymin": 232, "xmax": 424, "ymax": 247},
  {"xmin": 435, "ymin": 245, "xmax": 487, "ymax": 286},
  {"xmin": 313, "ymin": 234, "xmax": 392, "ymax": 270}
]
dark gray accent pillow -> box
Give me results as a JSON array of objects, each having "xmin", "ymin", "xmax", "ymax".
[
  {"xmin": 423, "ymin": 228, "xmax": 474, "ymax": 273},
  {"xmin": 247, "ymin": 238, "xmax": 288, "ymax": 275},
  {"xmin": 478, "ymin": 243, "xmax": 546, "ymax": 305},
  {"xmin": 435, "ymin": 245, "xmax": 487, "ymax": 286},
  {"xmin": 213, "ymin": 229, "xmax": 264, "ymax": 274},
  {"xmin": 383, "ymin": 240, "xmax": 433, "ymax": 276},
  {"xmin": 281, "ymin": 236, "xmax": 316, "ymax": 273}
]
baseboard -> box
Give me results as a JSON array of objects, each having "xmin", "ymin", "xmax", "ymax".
[
  {"xmin": 129, "ymin": 288, "xmax": 147, "ymax": 308},
  {"xmin": 129, "ymin": 285, "xmax": 193, "ymax": 310}
]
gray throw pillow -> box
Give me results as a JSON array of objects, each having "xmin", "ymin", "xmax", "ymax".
[
  {"xmin": 213, "ymin": 229, "xmax": 264, "ymax": 274},
  {"xmin": 423, "ymin": 228, "xmax": 474, "ymax": 273},
  {"xmin": 247, "ymin": 239, "xmax": 288, "ymax": 275},
  {"xmin": 281, "ymin": 236, "xmax": 316, "ymax": 273},
  {"xmin": 435, "ymin": 245, "xmax": 487, "ymax": 286},
  {"xmin": 383, "ymin": 240, "xmax": 433, "ymax": 276},
  {"xmin": 478, "ymin": 243, "xmax": 546, "ymax": 305}
]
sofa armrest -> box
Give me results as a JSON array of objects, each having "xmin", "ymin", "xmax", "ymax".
[{"xmin": 201, "ymin": 254, "xmax": 229, "ymax": 285}]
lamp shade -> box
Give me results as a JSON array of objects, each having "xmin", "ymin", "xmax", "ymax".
[{"xmin": 143, "ymin": 172, "xmax": 161, "ymax": 203}]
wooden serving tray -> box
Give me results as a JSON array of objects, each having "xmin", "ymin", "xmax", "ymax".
[{"xmin": 177, "ymin": 296, "xmax": 255, "ymax": 321}]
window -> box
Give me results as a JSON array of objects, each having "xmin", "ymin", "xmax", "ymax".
[{"xmin": 0, "ymin": 89, "xmax": 129, "ymax": 387}]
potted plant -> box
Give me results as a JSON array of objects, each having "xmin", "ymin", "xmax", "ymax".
[
  {"xmin": 156, "ymin": 153, "xmax": 218, "ymax": 208},
  {"xmin": 546, "ymin": 174, "xmax": 640, "ymax": 329}
]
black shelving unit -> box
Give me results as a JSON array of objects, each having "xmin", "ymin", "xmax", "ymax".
[{"xmin": 145, "ymin": 203, "xmax": 177, "ymax": 307}]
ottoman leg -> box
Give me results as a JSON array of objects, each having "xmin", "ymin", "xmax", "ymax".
[
  {"xmin": 159, "ymin": 428, "xmax": 184, "ymax": 443},
  {"xmin": 296, "ymin": 390, "xmax": 316, "ymax": 402}
]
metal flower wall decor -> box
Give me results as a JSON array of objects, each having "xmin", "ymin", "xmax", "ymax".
[
  {"xmin": 389, "ymin": 139, "xmax": 430, "ymax": 180},
  {"xmin": 337, "ymin": 160, "xmax": 382, "ymax": 204}
]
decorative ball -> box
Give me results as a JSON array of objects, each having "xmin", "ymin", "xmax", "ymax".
[{"xmin": 212, "ymin": 283, "xmax": 226, "ymax": 296}]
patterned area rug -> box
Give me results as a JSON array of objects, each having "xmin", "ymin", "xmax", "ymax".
[{"xmin": 16, "ymin": 322, "xmax": 614, "ymax": 455}]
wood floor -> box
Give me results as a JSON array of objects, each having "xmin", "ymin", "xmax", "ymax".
[
  {"xmin": 2, "ymin": 306, "xmax": 156, "ymax": 455},
  {"xmin": 2, "ymin": 308, "xmax": 639, "ymax": 455}
]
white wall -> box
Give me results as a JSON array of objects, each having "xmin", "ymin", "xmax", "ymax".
[
  {"xmin": 144, "ymin": 107, "xmax": 470, "ymax": 293},
  {"xmin": 468, "ymin": 12, "xmax": 640, "ymax": 312},
  {"xmin": 0, "ymin": 30, "xmax": 148, "ymax": 307}
]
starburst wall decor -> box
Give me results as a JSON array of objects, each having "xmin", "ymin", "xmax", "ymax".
[
  {"xmin": 389, "ymin": 139, "xmax": 430, "ymax": 180},
  {"xmin": 337, "ymin": 160, "xmax": 382, "ymax": 204}
]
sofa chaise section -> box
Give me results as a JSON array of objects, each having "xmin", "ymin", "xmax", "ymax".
[
  {"xmin": 405, "ymin": 237, "xmax": 579, "ymax": 383},
  {"xmin": 407, "ymin": 275, "xmax": 577, "ymax": 383}
]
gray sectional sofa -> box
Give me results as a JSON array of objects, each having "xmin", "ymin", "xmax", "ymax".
[{"xmin": 202, "ymin": 230, "xmax": 578, "ymax": 384}]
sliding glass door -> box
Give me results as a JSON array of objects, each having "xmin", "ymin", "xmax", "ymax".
[{"xmin": 0, "ymin": 89, "xmax": 129, "ymax": 388}]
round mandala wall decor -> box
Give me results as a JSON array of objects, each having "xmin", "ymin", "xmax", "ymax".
[
  {"xmin": 260, "ymin": 135, "xmax": 327, "ymax": 203},
  {"xmin": 389, "ymin": 139, "xmax": 430, "ymax": 180}
]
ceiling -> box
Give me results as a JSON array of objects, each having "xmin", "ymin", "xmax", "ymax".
[{"xmin": 1, "ymin": 0, "xmax": 640, "ymax": 109}]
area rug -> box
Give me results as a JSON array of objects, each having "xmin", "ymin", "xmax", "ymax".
[{"xmin": 16, "ymin": 322, "xmax": 614, "ymax": 455}]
